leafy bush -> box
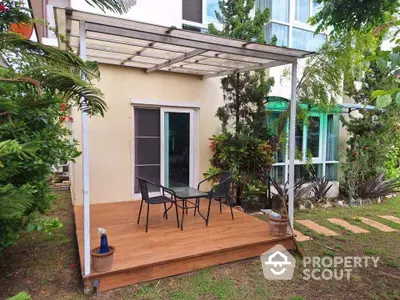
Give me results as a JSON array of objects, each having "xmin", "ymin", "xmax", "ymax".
[
  {"xmin": 269, "ymin": 177, "xmax": 316, "ymax": 206},
  {"xmin": 208, "ymin": 132, "xmax": 274, "ymax": 205}
]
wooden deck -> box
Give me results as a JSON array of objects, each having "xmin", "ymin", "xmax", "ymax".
[{"xmin": 74, "ymin": 199, "xmax": 294, "ymax": 292}]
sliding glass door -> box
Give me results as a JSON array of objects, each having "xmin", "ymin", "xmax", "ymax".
[
  {"xmin": 161, "ymin": 107, "xmax": 195, "ymax": 189},
  {"xmin": 133, "ymin": 106, "xmax": 197, "ymax": 197}
]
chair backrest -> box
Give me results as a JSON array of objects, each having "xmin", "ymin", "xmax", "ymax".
[
  {"xmin": 137, "ymin": 177, "xmax": 150, "ymax": 202},
  {"xmin": 212, "ymin": 171, "xmax": 232, "ymax": 198}
]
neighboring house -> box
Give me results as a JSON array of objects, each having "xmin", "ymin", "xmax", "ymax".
[{"xmin": 31, "ymin": 0, "xmax": 340, "ymax": 203}]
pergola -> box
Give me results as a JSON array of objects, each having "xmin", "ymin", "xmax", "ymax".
[{"xmin": 54, "ymin": 7, "xmax": 313, "ymax": 276}]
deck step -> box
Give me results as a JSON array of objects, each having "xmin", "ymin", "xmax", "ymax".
[
  {"xmin": 327, "ymin": 218, "xmax": 369, "ymax": 233},
  {"xmin": 296, "ymin": 220, "xmax": 339, "ymax": 236}
]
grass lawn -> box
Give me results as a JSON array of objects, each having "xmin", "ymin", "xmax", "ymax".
[{"xmin": 0, "ymin": 191, "xmax": 399, "ymax": 300}]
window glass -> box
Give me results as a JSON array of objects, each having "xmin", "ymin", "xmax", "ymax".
[
  {"xmin": 267, "ymin": 112, "xmax": 285, "ymax": 162},
  {"xmin": 266, "ymin": 23, "xmax": 289, "ymax": 47},
  {"xmin": 295, "ymin": 0, "xmax": 310, "ymax": 23},
  {"xmin": 307, "ymin": 116, "xmax": 320, "ymax": 158},
  {"xmin": 311, "ymin": 0, "xmax": 323, "ymax": 16},
  {"xmin": 269, "ymin": 0, "xmax": 290, "ymax": 22},
  {"xmin": 207, "ymin": 0, "xmax": 221, "ymax": 25},
  {"xmin": 271, "ymin": 165, "xmax": 285, "ymax": 184},
  {"xmin": 183, "ymin": 0, "xmax": 203, "ymax": 23},
  {"xmin": 134, "ymin": 108, "xmax": 161, "ymax": 193},
  {"xmin": 292, "ymin": 28, "xmax": 326, "ymax": 51},
  {"xmin": 295, "ymin": 123, "xmax": 304, "ymax": 158},
  {"xmin": 326, "ymin": 163, "xmax": 338, "ymax": 180},
  {"xmin": 326, "ymin": 114, "xmax": 339, "ymax": 161},
  {"xmin": 295, "ymin": 164, "xmax": 321, "ymax": 181}
]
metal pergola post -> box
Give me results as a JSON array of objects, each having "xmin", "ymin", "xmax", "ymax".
[
  {"xmin": 288, "ymin": 60, "xmax": 298, "ymax": 228},
  {"xmin": 79, "ymin": 20, "xmax": 91, "ymax": 276}
]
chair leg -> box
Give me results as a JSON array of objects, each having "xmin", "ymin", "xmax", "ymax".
[
  {"xmin": 174, "ymin": 202, "xmax": 180, "ymax": 228},
  {"xmin": 219, "ymin": 198, "xmax": 222, "ymax": 214},
  {"xmin": 228, "ymin": 197, "xmax": 234, "ymax": 220},
  {"xmin": 145, "ymin": 203, "xmax": 150, "ymax": 233},
  {"xmin": 137, "ymin": 199, "xmax": 144, "ymax": 225},
  {"xmin": 206, "ymin": 197, "xmax": 212, "ymax": 226},
  {"xmin": 180, "ymin": 202, "xmax": 185, "ymax": 230},
  {"xmin": 164, "ymin": 202, "xmax": 168, "ymax": 220},
  {"xmin": 194, "ymin": 197, "xmax": 198, "ymax": 216}
]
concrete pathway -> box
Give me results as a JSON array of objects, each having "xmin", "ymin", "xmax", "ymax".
[
  {"xmin": 379, "ymin": 215, "xmax": 400, "ymax": 225},
  {"xmin": 359, "ymin": 217, "xmax": 398, "ymax": 232},
  {"xmin": 296, "ymin": 220, "xmax": 339, "ymax": 236},
  {"xmin": 327, "ymin": 218, "xmax": 369, "ymax": 233}
]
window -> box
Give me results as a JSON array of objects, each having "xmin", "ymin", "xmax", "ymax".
[
  {"xmin": 292, "ymin": 28, "xmax": 326, "ymax": 51},
  {"xmin": 207, "ymin": 0, "xmax": 220, "ymax": 24},
  {"xmin": 326, "ymin": 115, "xmax": 339, "ymax": 161},
  {"xmin": 134, "ymin": 108, "xmax": 161, "ymax": 193},
  {"xmin": 307, "ymin": 116, "xmax": 320, "ymax": 158},
  {"xmin": 266, "ymin": 101, "xmax": 340, "ymax": 183},
  {"xmin": 266, "ymin": 23, "xmax": 289, "ymax": 47},
  {"xmin": 311, "ymin": 0, "xmax": 323, "ymax": 16},
  {"xmin": 295, "ymin": 0, "xmax": 310, "ymax": 23},
  {"xmin": 267, "ymin": 112, "xmax": 285, "ymax": 162},
  {"xmin": 183, "ymin": 0, "xmax": 203, "ymax": 23},
  {"xmin": 295, "ymin": 123, "xmax": 304, "ymax": 157},
  {"xmin": 258, "ymin": 0, "xmax": 290, "ymax": 22}
]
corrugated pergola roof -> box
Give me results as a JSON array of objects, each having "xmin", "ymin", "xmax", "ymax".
[{"xmin": 54, "ymin": 7, "xmax": 313, "ymax": 79}]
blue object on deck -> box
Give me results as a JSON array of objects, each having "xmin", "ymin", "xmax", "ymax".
[{"xmin": 98, "ymin": 228, "xmax": 109, "ymax": 254}]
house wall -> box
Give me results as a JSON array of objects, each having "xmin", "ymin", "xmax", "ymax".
[{"xmin": 70, "ymin": 64, "xmax": 223, "ymax": 205}]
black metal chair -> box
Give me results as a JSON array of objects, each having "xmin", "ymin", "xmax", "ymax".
[
  {"xmin": 197, "ymin": 171, "xmax": 234, "ymax": 225},
  {"xmin": 137, "ymin": 177, "xmax": 179, "ymax": 232}
]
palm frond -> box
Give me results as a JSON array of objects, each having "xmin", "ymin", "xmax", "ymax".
[
  {"xmin": 23, "ymin": 66, "xmax": 107, "ymax": 116},
  {"xmin": 0, "ymin": 184, "xmax": 33, "ymax": 220},
  {"xmin": 0, "ymin": 33, "xmax": 100, "ymax": 80},
  {"xmin": 85, "ymin": 0, "xmax": 137, "ymax": 14}
]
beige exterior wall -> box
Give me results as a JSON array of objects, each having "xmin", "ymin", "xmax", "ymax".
[{"xmin": 71, "ymin": 64, "xmax": 223, "ymax": 205}]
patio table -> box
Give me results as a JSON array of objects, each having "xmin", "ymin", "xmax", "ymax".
[{"xmin": 169, "ymin": 186, "xmax": 208, "ymax": 230}]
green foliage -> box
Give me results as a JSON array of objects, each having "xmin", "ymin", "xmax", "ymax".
[
  {"xmin": 0, "ymin": 0, "xmax": 31, "ymax": 32},
  {"xmin": 7, "ymin": 292, "xmax": 31, "ymax": 300},
  {"xmin": 295, "ymin": 31, "xmax": 379, "ymax": 107},
  {"xmin": 206, "ymin": 0, "xmax": 276, "ymax": 206},
  {"xmin": 208, "ymin": 132, "xmax": 274, "ymax": 205},
  {"xmin": 208, "ymin": 0, "xmax": 269, "ymax": 42},
  {"xmin": 310, "ymin": 0, "xmax": 399, "ymax": 36},
  {"xmin": 341, "ymin": 49, "xmax": 400, "ymax": 198},
  {"xmin": 0, "ymin": 0, "xmax": 131, "ymax": 250}
]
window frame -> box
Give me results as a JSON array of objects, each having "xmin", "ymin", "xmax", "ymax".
[{"xmin": 268, "ymin": 107, "xmax": 339, "ymax": 183}]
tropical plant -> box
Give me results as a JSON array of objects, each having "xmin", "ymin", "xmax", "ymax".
[
  {"xmin": 206, "ymin": 0, "xmax": 276, "ymax": 205},
  {"xmin": 269, "ymin": 176, "xmax": 316, "ymax": 205},
  {"xmin": 0, "ymin": 0, "xmax": 136, "ymax": 250},
  {"xmin": 341, "ymin": 173, "xmax": 400, "ymax": 199},
  {"xmin": 312, "ymin": 177, "xmax": 333, "ymax": 202}
]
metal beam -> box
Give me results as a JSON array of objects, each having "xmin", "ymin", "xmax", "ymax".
[
  {"xmin": 201, "ymin": 60, "xmax": 289, "ymax": 79},
  {"xmin": 288, "ymin": 60, "xmax": 298, "ymax": 228},
  {"xmin": 122, "ymin": 42, "xmax": 154, "ymax": 65},
  {"xmin": 79, "ymin": 20, "xmax": 91, "ymax": 277},
  {"xmin": 145, "ymin": 49, "xmax": 206, "ymax": 73},
  {"xmin": 85, "ymin": 23, "xmax": 297, "ymax": 63}
]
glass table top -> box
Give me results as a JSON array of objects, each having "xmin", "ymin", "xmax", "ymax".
[{"xmin": 169, "ymin": 186, "xmax": 208, "ymax": 199}]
